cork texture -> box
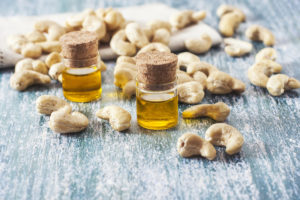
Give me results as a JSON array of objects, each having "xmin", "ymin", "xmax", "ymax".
[{"xmin": 136, "ymin": 51, "xmax": 177, "ymax": 88}]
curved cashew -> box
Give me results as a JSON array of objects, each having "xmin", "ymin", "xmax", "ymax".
[
  {"xmin": 116, "ymin": 56, "xmax": 136, "ymax": 65},
  {"xmin": 184, "ymin": 34, "xmax": 212, "ymax": 54},
  {"xmin": 137, "ymin": 42, "xmax": 170, "ymax": 55},
  {"xmin": 10, "ymin": 70, "xmax": 51, "ymax": 91},
  {"xmin": 170, "ymin": 10, "xmax": 206, "ymax": 29},
  {"xmin": 177, "ymin": 70, "xmax": 193, "ymax": 84},
  {"xmin": 182, "ymin": 102, "xmax": 230, "ymax": 121},
  {"xmin": 266, "ymin": 74, "xmax": 300, "ymax": 96},
  {"xmin": 219, "ymin": 11, "xmax": 244, "ymax": 37},
  {"xmin": 217, "ymin": 4, "xmax": 245, "ymax": 21},
  {"xmin": 177, "ymin": 52, "xmax": 200, "ymax": 73},
  {"xmin": 35, "ymin": 20, "xmax": 66, "ymax": 41},
  {"xmin": 45, "ymin": 52, "xmax": 62, "ymax": 68},
  {"xmin": 177, "ymin": 133, "xmax": 216, "ymax": 160},
  {"xmin": 125, "ymin": 22, "xmax": 149, "ymax": 48},
  {"xmin": 205, "ymin": 123, "xmax": 244, "ymax": 155},
  {"xmin": 49, "ymin": 63, "xmax": 65, "ymax": 80},
  {"xmin": 104, "ymin": 10, "xmax": 125, "ymax": 31},
  {"xmin": 110, "ymin": 30, "xmax": 136, "ymax": 56},
  {"xmin": 66, "ymin": 9, "xmax": 95, "ymax": 30},
  {"xmin": 248, "ymin": 60, "xmax": 282, "ymax": 88},
  {"xmin": 224, "ymin": 38, "xmax": 253, "ymax": 57},
  {"xmin": 21, "ymin": 43, "xmax": 42, "ymax": 58},
  {"xmin": 36, "ymin": 95, "xmax": 69, "ymax": 115},
  {"xmin": 7, "ymin": 34, "xmax": 28, "ymax": 53},
  {"xmin": 122, "ymin": 80, "xmax": 136, "ymax": 98},
  {"xmin": 15, "ymin": 58, "xmax": 48, "ymax": 74},
  {"xmin": 39, "ymin": 41, "xmax": 61, "ymax": 53},
  {"xmin": 192, "ymin": 71, "xmax": 207, "ymax": 88},
  {"xmin": 255, "ymin": 47, "xmax": 277, "ymax": 62},
  {"xmin": 96, "ymin": 105, "xmax": 131, "ymax": 131},
  {"xmin": 49, "ymin": 105, "xmax": 89, "ymax": 134},
  {"xmin": 82, "ymin": 15, "xmax": 106, "ymax": 40},
  {"xmin": 245, "ymin": 25, "xmax": 275, "ymax": 46},
  {"xmin": 152, "ymin": 28, "xmax": 170, "ymax": 45},
  {"xmin": 147, "ymin": 20, "xmax": 172, "ymax": 33},
  {"xmin": 177, "ymin": 81, "xmax": 205, "ymax": 104},
  {"xmin": 26, "ymin": 31, "xmax": 46, "ymax": 43}
]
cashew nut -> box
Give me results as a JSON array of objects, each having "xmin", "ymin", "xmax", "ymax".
[
  {"xmin": 152, "ymin": 28, "xmax": 170, "ymax": 45},
  {"xmin": 66, "ymin": 9, "xmax": 96, "ymax": 30},
  {"xmin": 218, "ymin": 11, "xmax": 244, "ymax": 37},
  {"xmin": 35, "ymin": 20, "xmax": 66, "ymax": 41},
  {"xmin": 21, "ymin": 43, "xmax": 42, "ymax": 58},
  {"xmin": 116, "ymin": 55, "xmax": 136, "ymax": 65},
  {"xmin": 137, "ymin": 42, "xmax": 170, "ymax": 55},
  {"xmin": 36, "ymin": 95, "xmax": 69, "ymax": 115},
  {"xmin": 96, "ymin": 105, "xmax": 131, "ymax": 131},
  {"xmin": 49, "ymin": 63, "xmax": 65, "ymax": 80},
  {"xmin": 125, "ymin": 22, "xmax": 149, "ymax": 48},
  {"xmin": 255, "ymin": 47, "xmax": 277, "ymax": 62},
  {"xmin": 177, "ymin": 133, "xmax": 216, "ymax": 160},
  {"xmin": 217, "ymin": 5, "xmax": 246, "ymax": 21},
  {"xmin": 45, "ymin": 52, "xmax": 62, "ymax": 68},
  {"xmin": 184, "ymin": 34, "xmax": 212, "ymax": 54},
  {"xmin": 49, "ymin": 105, "xmax": 89, "ymax": 134},
  {"xmin": 7, "ymin": 34, "xmax": 28, "ymax": 53},
  {"xmin": 205, "ymin": 123, "xmax": 244, "ymax": 155},
  {"xmin": 182, "ymin": 102, "xmax": 230, "ymax": 121},
  {"xmin": 177, "ymin": 70, "xmax": 193, "ymax": 84},
  {"xmin": 245, "ymin": 25, "xmax": 275, "ymax": 46},
  {"xmin": 192, "ymin": 71, "xmax": 207, "ymax": 88},
  {"xmin": 82, "ymin": 15, "xmax": 106, "ymax": 40},
  {"xmin": 15, "ymin": 58, "xmax": 48, "ymax": 74},
  {"xmin": 104, "ymin": 10, "xmax": 125, "ymax": 31},
  {"xmin": 26, "ymin": 31, "xmax": 46, "ymax": 43},
  {"xmin": 224, "ymin": 38, "xmax": 253, "ymax": 57},
  {"xmin": 110, "ymin": 30, "xmax": 136, "ymax": 56},
  {"xmin": 177, "ymin": 81, "xmax": 205, "ymax": 104},
  {"xmin": 10, "ymin": 70, "xmax": 51, "ymax": 91},
  {"xmin": 266, "ymin": 74, "xmax": 300, "ymax": 96},
  {"xmin": 39, "ymin": 41, "xmax": 62, "ymax": 53},
  {"xmin": 248, "ymin": 60, "xmax": 282, "ymax": 88},
  {"xmin": 170, "ymin": 10, "xmax": 206, "ymax": 29},
  {"xmin": 147, "ymin": 20, "xmax": 172, "ymax": 33},
  {"xmin": 177, "ymin": 52, "xmax": 200, "ymax": 73}
]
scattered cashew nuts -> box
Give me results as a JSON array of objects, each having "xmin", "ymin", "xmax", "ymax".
[
  {"xmin": 110, "ymin": 30, "xmax": 136, "ymax": 56},
  {"xmin": 255, "ymin": 47, "xmax": 277, "ymax": 62},
  {"xmin": 96, "ymin": 105, "xmax": 131, "ymax": 131},
  {"xmin": 125, "ymin": 22, "xmax": 149, "ymax": 48},
  {"xmin": 177, "ymin": 133, "xmax": 216, "ymax": 160},
  {"xmin": 35, "ymin": 20, "xmax": 66, "ymax": 41},
  {"xmin": 245, "ymin": 25, "xmax": 275, "ymax": 46},
  {"xmin": 205, "ymin": 123, "xmax": 244, "ymax": 155},
  {"xmin": 177, "ymin": 81, "xmax": 205, "ymax": 104},
  {"xmin": 49, "ymin": 105, "xmax": 89, "ymax": 134},
  {"xmin": 10, "ymin": 70, "xmax": 51, "ymax": 91},
  {"xmin": 184, "ymin": 34, "xmax": 212, "ymax": 54},
  {"xmin": 266, "ymin": 74, "xmax": 300, "ymax": 96},
  {"xmin": 170, "ymin": 10, "xmax": 206, "ymax": 29},
  {"xmin": 36, "ymin": 95, "xmax": 70, "ymax": 115},
  {"xmin": 15, "ymin": 58, "xmax": 48, "ymax": 74},
  {"xmin": 224, "ymin": 38, "xmax": 253, "ymax": 57},
  {"xmin": 248, "ymin": 60, "xmax": 282, "ymax": 88},
  {"xmin": 182, "ymin": 102, "xmax": 230, "ymax": 121}
]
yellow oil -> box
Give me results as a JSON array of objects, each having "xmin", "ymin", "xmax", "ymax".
[
  {"xmin": 62, "ymin": 65, "xmax": 101, "ymax": 102},
  {"xmin": 136, "ymin": 93, "xmax": 178, "ymax": 130}
]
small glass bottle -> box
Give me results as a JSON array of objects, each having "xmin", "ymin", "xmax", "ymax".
[
  {"xmin": 136, "ymin": 51, "xmax": 178, "ymax": 130},
  {"xmin": 60, "ymin": 31, "xmax": 102, "ymax": 102}
]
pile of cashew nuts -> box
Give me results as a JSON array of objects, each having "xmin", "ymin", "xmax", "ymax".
[{"xmin": 7, "ymin": 5, "xmax": 300, "ymax": 160}]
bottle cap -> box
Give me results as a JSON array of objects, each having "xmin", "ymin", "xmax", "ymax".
[
  {"xmin": 136, "ymin": 51, "xmax": 177, "ymax": 90},
  {"xmin": 60, "ymin": 31, "xmax": 99, "ymax": 67}
]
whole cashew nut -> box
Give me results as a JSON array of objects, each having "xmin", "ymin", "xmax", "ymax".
[
  {"xmin": 49, "ymin": 63, "xmax": 65, "ymax": 80},
  {"xmin": 125, "ymin": 22, "xmax": 149, "ymax": 48},
  {"xmin": 184, "ymin": 34, "xmax": 212, "ymax": 54},
  {"xmin": 205, "ymin": 123, "xmax": 244, "ymax": 155},
  {"xmin": 177, "ymin": 133, "xmax": 216, "ymax": 160},
  {"xmin": 45, "ymin": 52, "xmax": 62, "ymax": 68},
  {"xmin": 26, "ymin": 31, "xmax": 46, "ymax": 43},
  {"xmin": 217, "ymin": 4, "xmax": 246, "ymax": 21},
  {"xmin": 36, "ymin": 95, "xmax": 69, "ymax": 115},
  {"xmin": 15, "ymin": 58, "xmax": 48, "ymax": 74},
  {"xmin": 65, "ymin": 9, "xmax": 95, "ymax": 30},
  {"xmin": 266, "ymin": 74, "xmax": 300, "ymax": 96},
  {"xmin": 247, "ymin": 60, "xmax": 282, "ymax": 88},
  {"xmin": 255, "ymin": 47, "xmax": 277, "ymax": 62},
  {"xmin": 152, "ymin": 28, "xmax": 170, "ymax": 45},
  {"xmin": 110, "ymin": 30, "xmax": 136, "ymax": 56},
  {"xmin": 177, "ymin": 70, "xmax": 193, "ymax": 84},
  {"xmin": 104, "ymin": 10, "xmax": 125, "ymax": 31},
  {"xmin": 21, "ymin": 43, "xmax": 42, "ymax": 58},
  {"xmin": 38, "ymin": 41, "xmax": 62, "ymax": 53},
  {"xmin": 49, "ymin": 105, "xmax": 89, "ymax": 134},
  {"xmin": 82, "ymin": 15, "xmax": 106, "ymax": 40},
  {"xmin": 137, "ymin": 42, "xmax": 170, "ymax": 55},
  {"xmin": 182, "ymin": 102, "xmax": 230, "ymax": 121},
  {"xmin": 177, "ymin": 81, "xmax": 205, "ymax": 104},
  {"xmin": 35, "ymin": 20, "xmax": 66, "ymax": 41},
  {"xmin": 96, "ymin": 105, "xmax": 131, "ymax": 131},
  {"xmin": 224, "ymin": 38, "xmax": 253, "ymax": 57},
  {"xmin": 192, "ymin": 71, "xmax": 207, "ymax": 88},
  {"xmin": 245, "ymin": 25, "xmax": 275, "ymax": 46},
  {"xmin": 170, "ymin": 10, "xmax": 206, "ymax": 29},
  {"xmin": 218, "ymin": 11, "xmax": 244, "ymax": 37}
]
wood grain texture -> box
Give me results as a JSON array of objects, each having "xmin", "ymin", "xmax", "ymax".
[{"xmin": 0, "ymin": 0, "xmax": 300, "ymax": 199}]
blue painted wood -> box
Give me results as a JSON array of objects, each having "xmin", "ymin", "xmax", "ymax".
[{"xmin": 0, "ymin": 0, "xmax": 300, "ymax": 199}]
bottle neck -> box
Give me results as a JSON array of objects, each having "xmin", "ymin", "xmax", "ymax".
[
  {"xmin": 136, "ymin": 78, "xmax": 177, "ymax": 92},
  {"xmin": 62, "ymin": 53, "xmax": 100, "ymax": 68}
]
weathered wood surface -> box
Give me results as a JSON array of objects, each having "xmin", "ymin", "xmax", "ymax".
[{"xmin": 0, "ymin": 0, "xmax": 300, "ymax": 199}]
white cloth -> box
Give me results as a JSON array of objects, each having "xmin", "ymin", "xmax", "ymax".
[{"xmin": 0, "ymin": 3, "xmax": 222, "ymax": 68}]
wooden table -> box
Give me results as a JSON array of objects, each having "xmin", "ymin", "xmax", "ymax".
[{"xmin": 0, "ymin": 0, "xmax": 299, "ymax": 199}]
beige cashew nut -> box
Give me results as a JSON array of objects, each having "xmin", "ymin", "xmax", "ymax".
[
  {"xmin": 49, "ymin": 63, "xmax": 65, "ymax": 80},
  {"xmin": 184, "ymin": 34, "xmax": 212, "ymax": 54},
  {"xmin": 26, "ymin": 31, "xmax": 46, "ymax": 43},
  {"xmin": 15, "ymin": 58, "xmax": 48, "ymax": 74},
  {"xmin": 35, "ymin": 20, "xmax": 66, "ymax": 41},
  {"xmin": 96, "ymin": 105, "xmax": 131, "ymax": 131},
  {"xmin": 177, "ymin": 133, "xmax": 216, "ymax": 160},
  {"xmin": 7, "ymin": 34, "xmax": 28, "ymax": 53},
  {"xmin": 110, "ymin": 30, "xmax": 136, "ymax": 56},
  {"xmin": 104, "ymin": 10, "xmax": 125, "ymax": 31},
  {"xmin": 137, "ymin": 42, "xmax": 170, "ymax": 55},
  {"xmin": 170, "ymin": 10, "xmax": 206, "ymax": 29},
  {"xmin": 125, "ymin": 22, "xmax": 149, "ymax": 48},
  {"xmin": 216, "ymin": 5, "xmax": 246, "ymax": 21},
  {"xmin": 205, "ymin": 123, "xmax": 244, "ymax": 155},
  {"xmin": 218, "ymin": 11, "xmax": 244, "ymax": 37},
  {"xmin": 245, "ymin": 25, "xmax": 275, "ymax": 46},
  {"xmin": 36, "ymin": 95, "xmax": 70, "ymax": 115},
  {"xmin": 182, "ymin": 102, "xmax": 230, "ymax": 121},
  {"xmin": 45, "ymin": 52, "xmax": 62, "ymax": 68},
  {"xmin": 255, "ymin": 47, "xmax": 277, "ymax": 62},
  {"xmin": 82, "ymin": 15, "xmax": 106, "ymax": 40},
  {"xmin": 177, "ymin": 81, "xmax": 205, "ymax": 104},
  {"xmin": 266, "ymin": 74, "xmax": 300, "ymax": 96},
  {"xmin": 152, "ymin": 28, "xmax": 170, "ymax": 45},
  {"xmin": 39, "ymin": 41, "xmax": 62, "ymax": 53},
  {"xmin": 224, "ymin": 38, "xmax": 253, "ymax": 57},
  {"xmin": 21, "ymin": 43, "xmax": 42, "ymax": 58}
]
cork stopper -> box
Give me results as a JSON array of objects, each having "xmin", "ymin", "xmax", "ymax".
[
  {"xmin": 136, "ymin": 51, "xmax": 177, "ymax": 90},
  {"xmin": 60, "ymin": 31, "xmax": 99, "ymax": 67}
]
